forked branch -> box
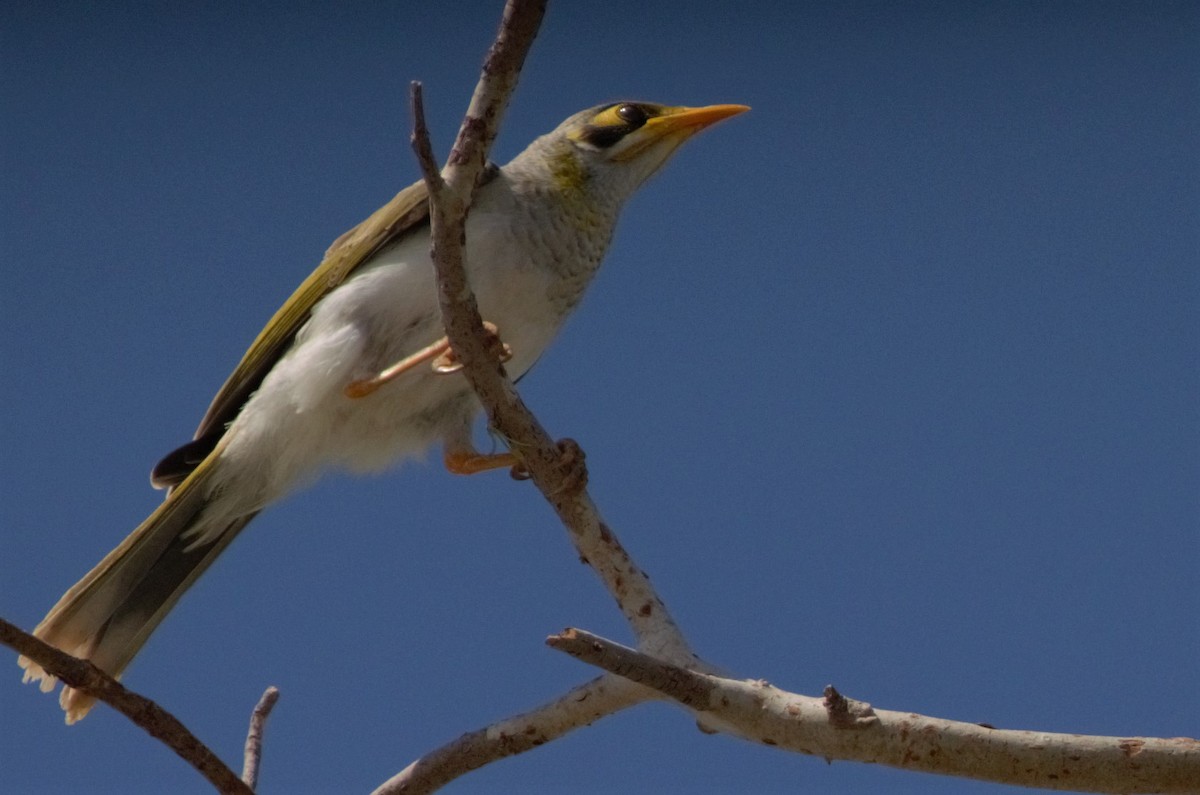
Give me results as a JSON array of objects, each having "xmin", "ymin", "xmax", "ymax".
[
  {"xmin": 1, "ymin": 617, "xmax": 252, "ymax": 795},
  {"xmin": 380, "ymin": 1, "xmax": 1200, "ymax": 794}
]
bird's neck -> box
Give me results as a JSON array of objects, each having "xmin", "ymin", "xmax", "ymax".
[{"xmin": 500, "ymin": 146, "xmax": 623, "ymax": 279}]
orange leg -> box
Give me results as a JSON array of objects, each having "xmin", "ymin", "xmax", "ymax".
[
  {"xmin": 443, "ymin": 448, "xmax": 521, "ymax": 476},
  {"xmin": 344, "ymin": 336, "xmax": 453, "ymax": 399},
  {"xmin": 344, "ymin": 321, "xmax": 511, "ymax": 399},
  {"xmin": 443, "ymin": 438, "xmax": 587, "ymax": 490}
]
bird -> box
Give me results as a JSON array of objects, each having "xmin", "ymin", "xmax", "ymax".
[{"xmin": 19, "ymin": 100, "xmax": 749, "ymax": 723}]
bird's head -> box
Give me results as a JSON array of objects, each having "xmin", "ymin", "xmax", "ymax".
[{"xmin": 507, "ymin": 101, "xmax": 749, "ymax": 209}]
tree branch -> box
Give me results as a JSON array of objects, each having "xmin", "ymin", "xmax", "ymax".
[
  {"xmin": 370, "ymin": 675, "xmax": 652, "ymax": 795},
  {"xmin": 382, "ymin": 2, "xmax": 1198, "ymax": 794},
  {"xmin": 548, "ymin": 628, "xmax": 1200, "ymax": 795},
  {"xmin": 377, "ymin": 2, "xmax": 702, "ymax": 788},
  {"xmin": 1, "ymin": 616, "xmax": 252, "ymax": 795},
  {"xmin": 414, "ymin": 0, "xmax": 691, "ymax": 665},
  {"xmin": 242, "ymin": 686, "xmax": 280, "ymax": 790}
]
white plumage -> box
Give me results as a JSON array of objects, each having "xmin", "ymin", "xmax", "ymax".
[{"xmin": 19, "ymin": 100, "xmax": 748, "ymax": 722}]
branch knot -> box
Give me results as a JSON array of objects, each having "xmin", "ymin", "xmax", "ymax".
[{"xmin": 823, "ymin": 685, "xmax": 879, "ymax": 730}]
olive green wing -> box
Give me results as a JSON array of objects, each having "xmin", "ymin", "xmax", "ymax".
[{"xmin": 150, "ymin": 178, "xmax": 432, "ymax": 488}]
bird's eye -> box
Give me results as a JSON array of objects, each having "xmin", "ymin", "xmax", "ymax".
[
  {"xmin": 616, "ymin": 104, "xmax": 648, "ymax": 127},
  {"xmin": 573, "ymin": 102, "xmax": 656, "ymax": 149}
]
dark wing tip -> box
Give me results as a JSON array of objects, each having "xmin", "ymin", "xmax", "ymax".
[{"xmin": 150, "ymin": 432, "xmax": 222, "ymax": 489}]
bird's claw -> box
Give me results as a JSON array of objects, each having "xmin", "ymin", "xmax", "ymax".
[
  {"xmin": 432, "ymin": 321, "xmax": 513, "ymax": 374},
  {"xmin": 511, "ymin": 438, "xmax": 587, "ymax": 493},
  {"xmin": 552, "ymin": 438, "xmax": 588, "ymax": 494}
]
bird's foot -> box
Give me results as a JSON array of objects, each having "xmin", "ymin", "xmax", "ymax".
[
  {"xmin": 344, "ymin": 321, "xmax": 511, "ymax": 398},
  {"xmin": 509, "ymin": 438, "xmax": 589, "ymax": 494},
  {"xmin": 551, "ymin": 438, "xmax": 589, "ymax": 494},
  {"xmin": 344, "ymin": 336, "xmax": 453, "ymax": 398},
  {"xmin": 431, "ymin": 321, "xmax": 513, "ymax": 374},
  {"xmin": 444, "ymin": 439, "xmax": 586, "ymax": 493}
]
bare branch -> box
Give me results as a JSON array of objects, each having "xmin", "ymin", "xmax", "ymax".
[
  {"xmin": 415, "ymin": 0, "xmax": 691, "ymax": 663},
  {"xmin": 548, "ymin": 628, "xmax": 1200, "ymax": 795},
  {"xmin": 371, "ymin": 675, "xmax": 652, "ymax": 795},
  {"xmin": 394, "ymin": 2, "xmax": 1200, "ymax": 794},
  {"xmin": 547, "ymin": 629, "xmax": 716, "ymax": 710},
  {"xmin": 242, "ymin": 686, "xmax": 281, "ymax": 790},
  {"xmin": 377, "ymin": 1, "xmax": 711, "ymax": 790},
  {"xmin": 2, "ymin": 616, "xmax": 251, "ymax": 795},
  {"xmin": 408, "ymin": 81, "xmax": 445, "ymax": 195},
  {"xmin": 438, "ymin": 0, "xmax": 547, "ymax": 192}
]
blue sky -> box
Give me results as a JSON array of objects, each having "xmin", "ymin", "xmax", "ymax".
[{"xmin": 2, "ymin": 2, "xmax": 1196, "ymax": 793}]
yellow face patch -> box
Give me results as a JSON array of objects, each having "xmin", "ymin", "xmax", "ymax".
[
  {"xmin": 589, "ymin": 102, "xmax": 669, "ymax": 129},
  {"xmin": 569, "ymin": 103, "xmax": 670, "ymax": 149},
  {"xmin": 567, "ymin": 103, "xmax": 747, "ymax": 154}
]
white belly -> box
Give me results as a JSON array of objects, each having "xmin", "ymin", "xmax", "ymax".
[{"xmin": 205, "ymin": 209, "xmax": 565, "ymax": 524}]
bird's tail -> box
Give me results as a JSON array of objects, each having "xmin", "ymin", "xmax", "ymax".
[{"xmin": 19, "ymin": 457, "xmax": 254, "ymax": 723}]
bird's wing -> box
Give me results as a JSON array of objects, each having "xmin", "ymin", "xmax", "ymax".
[
  {"xmin": 196, "ymin": 178, "xmax": 435, "ymax": 439},
  {"xmin": 150, "ymin": 177, "xmax": 433, "ymax": 488}
]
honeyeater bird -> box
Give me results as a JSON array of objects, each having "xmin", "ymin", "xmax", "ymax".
[{"xmin": 19, "ymin": 100, "xmax": 748, "ymax": 722}]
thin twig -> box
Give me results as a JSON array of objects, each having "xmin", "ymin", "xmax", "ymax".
[
  {"xmin": 1, "ymin": 617, "xmax": 251, "ymax": 795},
  {"xmin": 242, "ymin": 686, "xmax": 281, "ymax": 789},
  {"xmin": 409, "ymin": 82, "xmax": 445, "ymax": 195}
]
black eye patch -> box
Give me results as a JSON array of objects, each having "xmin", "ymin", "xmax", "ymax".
[
  {"xmin": 580, "ymin": 103, "xmax": 653, "ymax": 149},
  {"xmin": 581, "ymin": 125, "xmax": 629, "ymax": 148}
]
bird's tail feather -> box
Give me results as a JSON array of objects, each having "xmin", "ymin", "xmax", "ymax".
[{"xmin": 19, "ymin": 457, "xmax": 254, "ymax": 723}]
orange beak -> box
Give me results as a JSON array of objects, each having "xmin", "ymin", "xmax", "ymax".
[{"xmin": 644, "ymin": 103, "xmax": 751, "ymax": 136}]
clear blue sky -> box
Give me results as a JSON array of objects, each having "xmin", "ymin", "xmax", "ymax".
[{"xmin": 3, "ymin": 2, "xmax": 1196, "ymax": 793}]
